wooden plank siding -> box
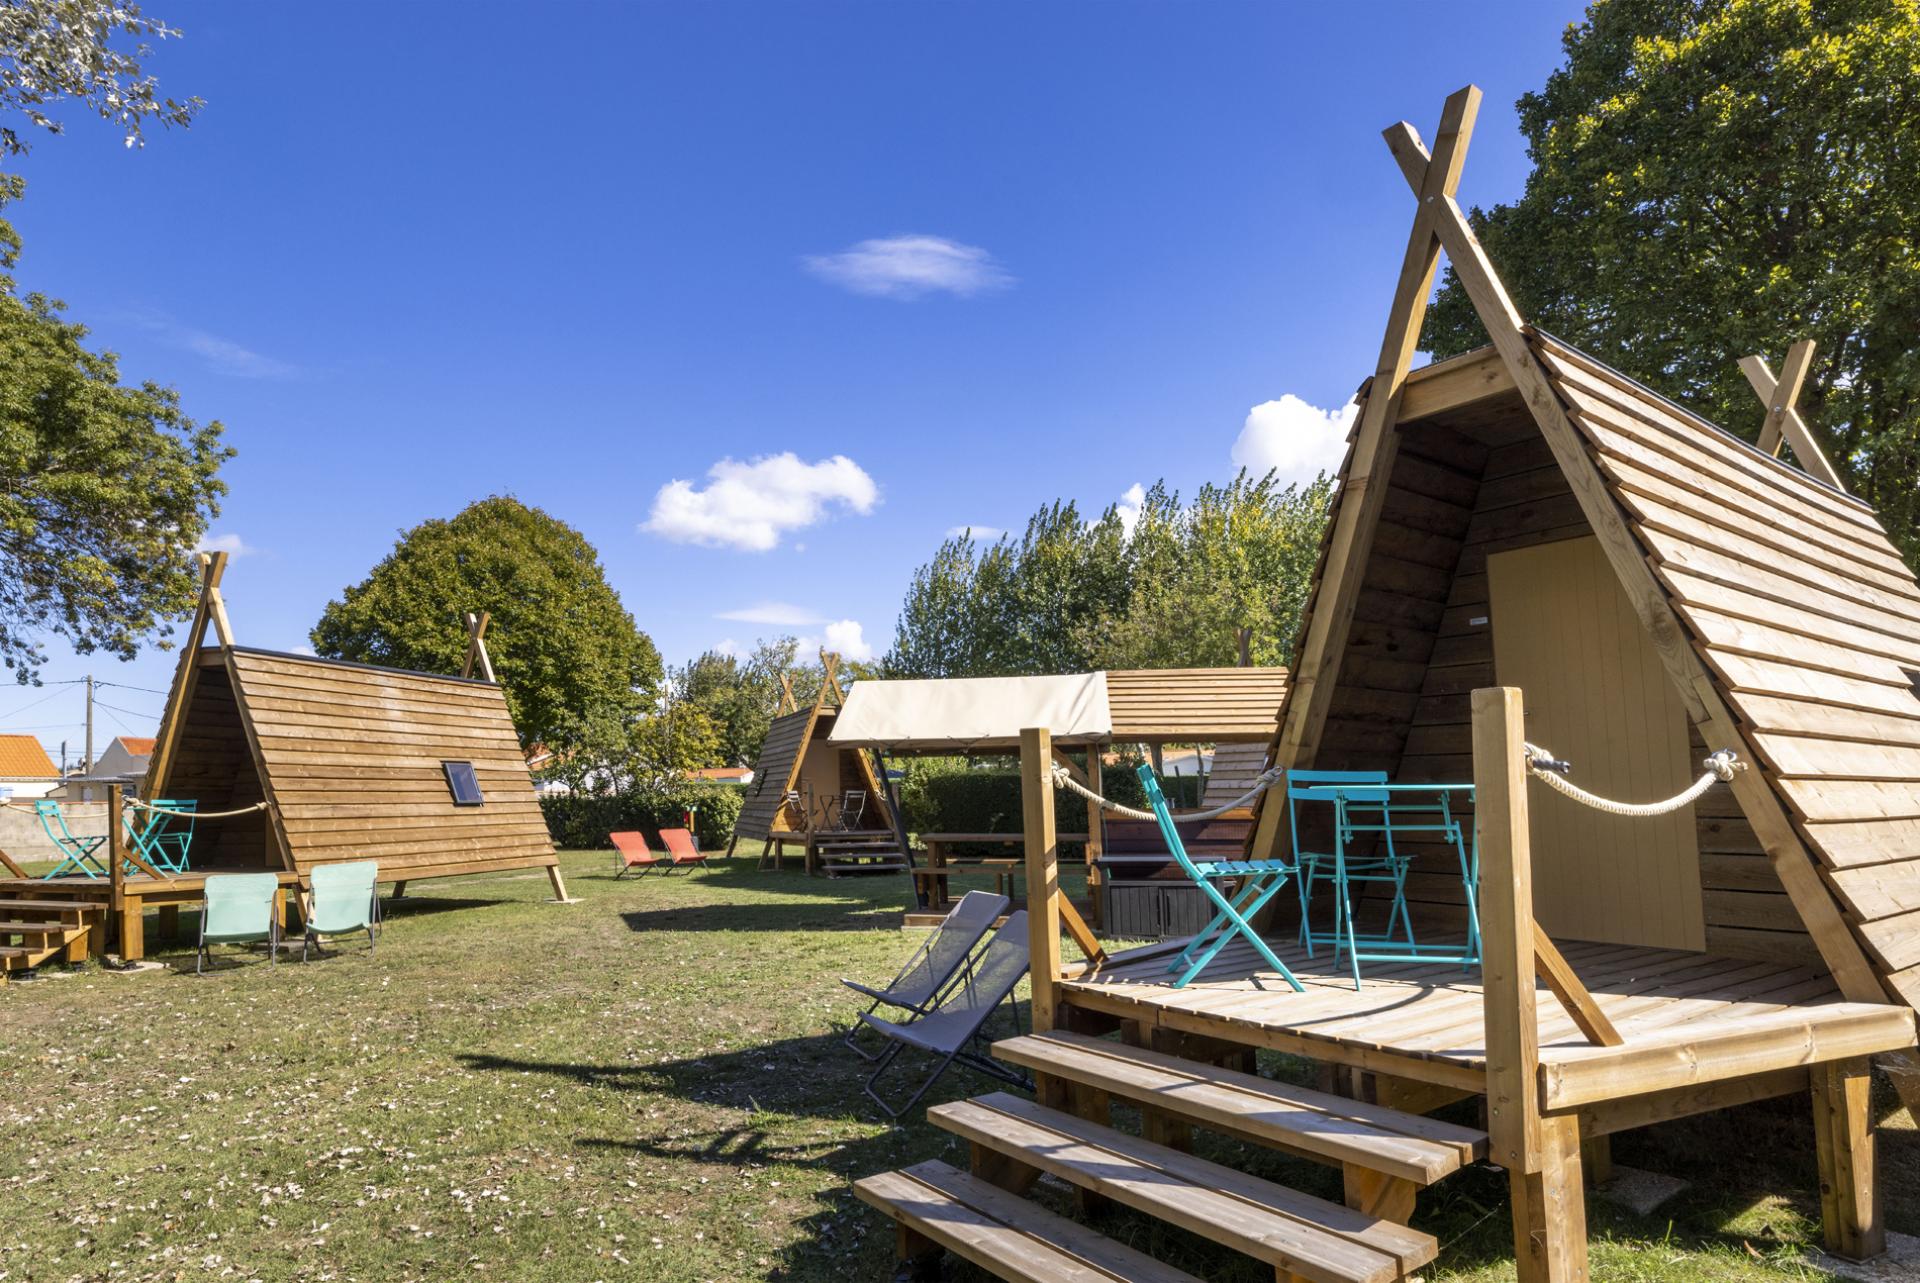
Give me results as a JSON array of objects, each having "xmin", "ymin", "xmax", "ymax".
[
  {"xmin": 1105, "ymin": 667, "xmax": 1288, "ymax": 743},
  {"xmin": 152, "ymin": 648, "xmax": 556, "ymax": 880},
  {"xmin": 1254, "ymin": 371, "xmax": 1824, "ymax": 966},
  {"xmin": 733, "ymin": 707, "xmax": 813, "ymax": 841}
]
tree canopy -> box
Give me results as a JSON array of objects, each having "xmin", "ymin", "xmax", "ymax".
[
  {"xmin": 1423, "ymin": 0, "xmax": 1920, "ymax": 556},
  {"xmin": 886, "ymin": 472, "xmax": 1332, "ymax": 678},
  {"xmin": 311, "ymin": 496, "xmax": 663, "ymax": 756},
  {"xmin": 0, "ymin": 1, "xmax": 225, "ymax": 684}
]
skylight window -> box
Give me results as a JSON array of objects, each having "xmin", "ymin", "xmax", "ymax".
[{"xmin": 443, "ymin": 761, "xmax": 484, "ymax": 806}]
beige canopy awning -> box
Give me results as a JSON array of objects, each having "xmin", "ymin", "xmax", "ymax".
[
  {"xmin": 828, "ymin": 673, "xmax": 1112, "ymax": 751},
  {"xmin": 828, "ymin": 666, "xmax": 1287, "ymax": 752}
]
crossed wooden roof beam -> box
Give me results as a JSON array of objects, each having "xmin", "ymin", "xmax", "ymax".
[{"xmin": 1739, "ymin": 338, "xmax": 1845, "ymax": 491}]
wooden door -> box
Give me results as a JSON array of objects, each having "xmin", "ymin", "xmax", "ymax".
[{"xmin": 1488, "ymin": 536, "xmax": 1705, "ymax": 950}]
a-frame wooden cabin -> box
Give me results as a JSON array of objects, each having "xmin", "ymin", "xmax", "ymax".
[
  {"xmin": 727, "ymin": 653, "xmax": 897, "ymax": 873},
  {"xmin": 143, "ymin": 554, "xmax": 564, "ymax": 897},
  {"xmin": 855, "ymin": 86, "xmax": 1917, "ymax": 1283}
]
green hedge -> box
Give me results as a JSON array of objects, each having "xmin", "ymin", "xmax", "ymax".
[
  {"xmin": 897, "ymin": 763, "xmax": 1204, "ymax": 844},
  {"xmin": 540, "ymin": 781, "xmax": 745, "ymax": 850}
]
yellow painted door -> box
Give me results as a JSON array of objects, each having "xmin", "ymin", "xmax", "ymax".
[{"xmin": 1488, "ymin": 536, "xmax": 1705, "ymax": 950}]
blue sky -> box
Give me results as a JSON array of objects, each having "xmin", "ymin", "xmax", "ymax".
[{"xmin": 2, "ymin": 2, "xmax": 1585, "ymax": 762}]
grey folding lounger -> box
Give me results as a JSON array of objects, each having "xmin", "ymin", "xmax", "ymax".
[
  {"xmin": 841, "ymin": 889, "xmax": 1008, "ymax": 1061},
  {"xmin": 860, "ymin": 911, "xmax": 1032, "ymax": 1118}
]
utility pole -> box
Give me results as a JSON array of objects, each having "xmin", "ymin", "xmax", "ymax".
[{"xmin": 83, "ymin": 675, "xmax": 94, "ymax": 775}]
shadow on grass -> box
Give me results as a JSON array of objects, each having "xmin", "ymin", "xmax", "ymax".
[{"xmin": 458, "ymin": 1010, "xmax": 1039, "ymax": 1279}]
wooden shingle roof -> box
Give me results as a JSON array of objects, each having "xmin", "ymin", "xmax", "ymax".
[
  {"xmin": 1535, "ymin": 333, "xmax": 1920, "ymax": 1007},
  {"xmin": 734, "ymin": 706, "xmax": 814, "ymax": 841},
  {"xmin": 1105, "ymin": 667, "xmax": 1288, "ymax": 743}
]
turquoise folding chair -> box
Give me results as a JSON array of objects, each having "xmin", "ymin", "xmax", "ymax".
[
  {"xmin": 124, "ymin": 800, "xmax": 197, "ymax": 874},
  {"xmin": 36, "ymin": 800, "xmax": 109, "ymax": 879},
  {"xmin": 1138, "ymin": 765, "xmax": 1304, "ymax": 992},
  {"xmin": 196, "ymin": 872, "xmax": 281, "ymax": 972},
  {"xmin": 303, "ymin": 861, "xmax": 379, "ymax": 961}
]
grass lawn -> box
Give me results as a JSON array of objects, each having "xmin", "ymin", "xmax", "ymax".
[{"xmin": 0, "ymin": 848, "xmax": 1911, "ymax": 1283}]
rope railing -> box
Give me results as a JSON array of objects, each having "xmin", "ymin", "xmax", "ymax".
[
  {"xmin": 1523, "ymin": 742, "xmax": 1740, "ymax": 817},
  {"xmin": 123, "ymin": 798, "xmax": 269, "ymax": 820},
  {"xmin": 1049, "ymin": 763, "xmax": 1286, "ymax": 823}
]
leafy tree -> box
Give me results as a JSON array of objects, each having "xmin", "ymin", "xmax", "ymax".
[
  {"xmin": 311, "ymin": 496, "xmax": 663, "ymax": 755},
  {"xmin": 1088, "ymin": 473, "xmax": 1333, "ymax": 670},
  {"xmin": 677, "ymin": 637, "xmax": 812, "ymax": 767},
  {"xmin": 0, "ymin": 2, "xmax": 201, "ymax": 157},
  {"xmin": 1423, "ymin": 0, "xmax": 1920, "ymax": 555},
  {"xmin": 886, "ymin": 472, "xmax": 1331, "ymax": 677},
  {"xmin": 0, "ymin": 2, "xmax": 224, "ymax": 684}
]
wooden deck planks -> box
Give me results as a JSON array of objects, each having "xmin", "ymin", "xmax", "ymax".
[{"xmin": 1058, "ymin": 936, "xmax": 1913, "ymax": 1098}]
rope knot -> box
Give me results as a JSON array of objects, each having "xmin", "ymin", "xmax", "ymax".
[{"xmin": 1703, "ymin": 749, "xmax": 1741, "ymax": 782}]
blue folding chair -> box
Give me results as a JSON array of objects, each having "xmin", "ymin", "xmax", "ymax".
[
  {"xmin": 124, "ymin": 799, "xmax": 197, "ymax": 874},
  {"xmin": 1138, "ymin": 765, "xmax": 1304, "ymax": 992},
  {"xmin": 36, "ymin": 800, "xmax": 109, "ymax": 879}
]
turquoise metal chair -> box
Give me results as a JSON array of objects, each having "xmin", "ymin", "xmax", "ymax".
[
  {"xmin": 36, "ymin": 800, "xmax": 109, "ymax": 879},
  {"xmin": 303, "ymin": 861, "xmax": 380, "ymax": 961},
  {"xmin": 124, "ymin": 799, "xmax": 197, "ymax": 874},
  {"xmin": 196, "ymin": 872, "xmax": 281, "ymax": 972},
  {"xmin": 1138, "ymin": 764, "xmax": 1304, "ymax": 992}
]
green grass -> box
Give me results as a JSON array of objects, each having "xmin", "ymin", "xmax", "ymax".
[{"xmin": 0, "ymin": 850, "xmax": 1911, "ymax": 1282}]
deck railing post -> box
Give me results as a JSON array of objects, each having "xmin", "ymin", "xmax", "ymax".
[
  {"xmin": 106, "ymin": 783, "xmax": 127, "ymax": 956},
  {"xmin": 1020, "ymin": 726, "xmax": 1062, "ymax": 1034},
  {"xmin": 1474, "ymin": 686, "xmax": 1588, "ymax": 1282}
]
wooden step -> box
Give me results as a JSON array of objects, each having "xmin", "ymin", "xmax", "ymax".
[
  {"xmin": 856, "ymin": 1159, "xmax": 1201, "ymax": 1283},
  {"xmin": 994, "ymin": 1031, "xmax": 1486, "ymax": 1184},
  {"xmin": 930, "ymin": 1093, "xmax": 1437, "ymax": 1283},
  {"xmin": 0, "ymin": 920, "xmax": 70, "ymax": 939},
  {"xmin": 0, "ymin": 899, "xmax": 97, "ymax": 922}
]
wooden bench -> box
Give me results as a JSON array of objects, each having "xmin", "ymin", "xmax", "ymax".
[
  {"xmin": 930, "ymin": 1092, "xmax": 1439, "ymax": 1283},
  {"xmin": 856, "ymin": 1160, "xmax": 1202, "ymax": 1283}
]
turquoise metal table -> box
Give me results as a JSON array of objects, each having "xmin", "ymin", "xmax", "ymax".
[{"xmin": 1291, "ymin": 781, "xmax": 1480, "ymax": 989}]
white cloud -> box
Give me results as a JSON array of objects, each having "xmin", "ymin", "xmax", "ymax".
[
  {"xmin": 1230, "ymin": 395, "xmax": 1356, "ymax": 488},
  {"xmin": 803, "ymin": 234, "xmax": 1013, "ymax": 300},
  {"xmin": 289, "ymin": 643, "xmax": 317, "ymax": 657},
  {"xmin": 716, "ymin": 602, "xmax": 824, "ymax": 627},
  {"xmin": 118, "ymin": 307, "xmax": 297, "ymax": 379},
  {"xmin": 195, "ymin": 532, "xmax": 253, "ymax": 557},
  {"xmin": 712, "ymin": 638, "xmax": 740, "ymax": 658},
  {"xmin": 945, "ymin": 524, "xmax": 1002, "ymax": 541},
  {"xmin": 642, "ymin": 452, "xmax": 879, "ymax": 552},
  {"xmin": 822, "ymin": 619, "xmax": 874, "ymax": 662},
  {"xmin": 1114, "ymin": 483, "xmax": 1147, "ymax": 539}
]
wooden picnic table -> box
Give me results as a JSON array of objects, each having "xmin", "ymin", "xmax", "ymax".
[{"xmin": 914, "ymin": 831, "xmax": 1089, "ymax": 909}]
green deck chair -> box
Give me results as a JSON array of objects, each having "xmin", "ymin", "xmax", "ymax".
[
  {"xmin": 1139, "ymin": 764, "xmax": 1305, "ymax": 992},
  {"xmin": 303, "ymin": 861, "xmax": 380, "ymax": 961},
  {"xmin": 196, "ymin": 872, "xmax": 281, "ymax": 973}
]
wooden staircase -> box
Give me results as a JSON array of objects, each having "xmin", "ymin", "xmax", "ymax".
[
  {"xmin": 856, "ymin": 1029, "xmax": 1487, "ymax": 1283},
  {"xmin": 0, "ymin": 898, "xmax": 104, "ymax": 982},
  {"xmin": 810, "ymin": 831, "xmax": 909, "ymax": 877}
]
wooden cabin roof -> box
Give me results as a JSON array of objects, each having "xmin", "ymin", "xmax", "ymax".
[
  {"xmin": 1104, "ymin": 667, "xmax": 1288, "ymax": 743},
  {"xmin": 734, "ymin": 706, "xmax": 815, "ymax": 840},
  {"xmin": 222, "ymin": 648, "xmax": 555, "ymax": 877},
  {"xmin": 1531, "ymin": 333, "xmax": 1920, "ymax": 1008},
  {"xmin": 1263, "ymin": 327, "xmax": 1920, "ymax": 1014}
]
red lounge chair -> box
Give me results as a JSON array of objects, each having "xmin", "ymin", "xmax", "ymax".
[
  {"xmin": 659, "ymin": 828, "xmax": 709, "ymax": 872},
  {"xmin": 611, "ymin": 831, "xmax": 664, "ymax": 877}
]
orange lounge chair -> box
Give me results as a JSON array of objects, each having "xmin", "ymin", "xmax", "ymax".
[
  {"xmin": 611, "ymin": 830, "xmax": 665, "ymax": 877},
  {"xmin": 659, "ymin": 828, "xmax": 709, "ymax": 872}
]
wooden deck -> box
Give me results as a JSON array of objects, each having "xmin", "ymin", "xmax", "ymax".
[
  {"xmin": 0, "ymin": 872, "xmax": 301, "ymax": 962},
  {"xmin": 1062, "ymin": 935, "xmax": 1916, "ymax": 1109}
]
